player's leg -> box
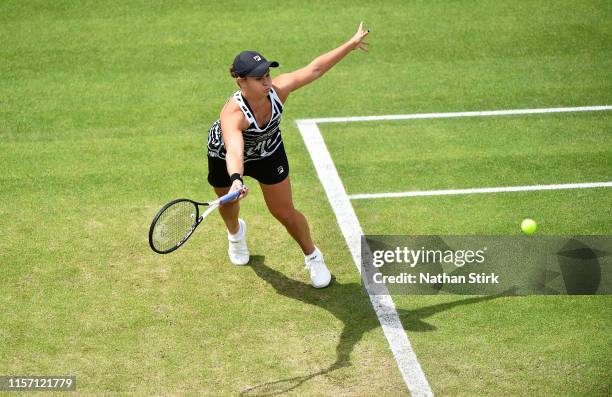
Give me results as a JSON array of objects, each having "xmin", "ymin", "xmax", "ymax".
[
  {"xmin": 259, "ymin": 177, "xmax": 314, "ymax": 255},
  {"xmin": 208, "ymin": 155, "xmax": 249, "ymax": 265},
  {"xmin": 213, "ymin": 186, "xmax": 240, "ymax": 235},
  {"xmin": 260, "ymin": 177, "xmax": 331, "ymax": 288},
  {"xmin": 250, "ymin": 144, "xmax": 316, "ymax": 254}
]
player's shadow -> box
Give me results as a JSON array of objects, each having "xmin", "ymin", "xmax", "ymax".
[{"xmin": 240, "ymin": 255, "xmax": 515, "ymax": 396}]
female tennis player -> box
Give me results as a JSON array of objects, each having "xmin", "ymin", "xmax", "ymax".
[{"xmin": 207, "ymin": 22, "xmax": 369, "ymax": 288}]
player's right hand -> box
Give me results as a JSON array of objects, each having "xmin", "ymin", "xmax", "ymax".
[{"xmin": 229, "ymin": 179, "xmax": 248, "ymax": 201}]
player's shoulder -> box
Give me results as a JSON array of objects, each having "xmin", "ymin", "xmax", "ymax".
[
  {"xmin": 271, "ymin": 82, "xmax": 289, "ymax": 104},
  {"xmin": 221, "ymin": 93, "xmax": 241, "ymax": 116},
  {"xmin": 220, "ymin": 93, "xmax": 248, "ymax": 130}
]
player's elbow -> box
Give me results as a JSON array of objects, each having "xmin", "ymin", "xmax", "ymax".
[
  {"xmin": 308, "ymin": 62, "xmax": 324, "ymax": 80},
  {"xmin": 311, "ymin": 63, "xmax": 322, "ymax": 77}
]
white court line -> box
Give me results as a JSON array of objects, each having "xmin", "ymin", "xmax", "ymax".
[
  {"xmin": 349, "ymin": 182, "xmax": 612, "ymax": 200},
  {"xmin": 298, "ymin": 105, "xmax": 612, "ymax": 124},
  {"xmin": 297, "ymin": 120, "xmax": 434, "ymax": 397}
]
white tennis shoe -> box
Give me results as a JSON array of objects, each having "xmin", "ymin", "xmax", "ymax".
[
  {"xmin": 304, "ymin": 247, "xmax": 331, "ymax": 288},
  {"xmin": 228, "ymin": 218, "xmax": 249, "ymax": 265}
]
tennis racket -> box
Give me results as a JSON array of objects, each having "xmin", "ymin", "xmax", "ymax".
[{"xmin": 148, "ymin": 190, "xmax": 240, "ymax": 254}]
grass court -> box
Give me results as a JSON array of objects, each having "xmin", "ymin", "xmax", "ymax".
[{"xmin": 1, "ymin": 1, "xmax": 611, "ymax": 395}]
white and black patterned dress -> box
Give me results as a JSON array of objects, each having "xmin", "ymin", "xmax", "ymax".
[{"xmin": 207, "ymin": 88, "xmax": 284, "ymax": 162}]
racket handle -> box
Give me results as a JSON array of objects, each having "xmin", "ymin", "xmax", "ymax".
[{"xmin": 219, "ymin": 190, "xmax": 241, "ymax": 205}]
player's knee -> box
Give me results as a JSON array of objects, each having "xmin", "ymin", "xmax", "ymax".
[{"xmin": 270, "ymin": 207, "xmax": 296, "ymax": 226}]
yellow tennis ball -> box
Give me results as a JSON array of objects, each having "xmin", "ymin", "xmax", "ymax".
[{"xmin": 521, "ymin": 219, "xmax": 537, "ymax": 235}]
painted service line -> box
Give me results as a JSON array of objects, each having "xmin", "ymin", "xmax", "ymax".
[
  {"xmin": 297, "ymin": 105, "xmax": 612, "ymax": 124},
  {"xmin": 297, "ymin": 120, "xmax": 434, "ymax": 397},
  {"xmin": 349, "ymin": 182, "xmax": 612, "ymax": 200}
]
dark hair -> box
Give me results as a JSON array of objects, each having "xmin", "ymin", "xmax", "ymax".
[{"xmin": 229, "ymin": 65, "xmax": 239, "ymax": 78}]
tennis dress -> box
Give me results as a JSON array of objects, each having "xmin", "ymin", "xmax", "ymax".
[
  {"xmin": 206, "ymin": 87, "xmax": 289, "ymax": 186},
  {"xmin": 207, "ymin": 88, "xmax": 284, "ymax": 162}
]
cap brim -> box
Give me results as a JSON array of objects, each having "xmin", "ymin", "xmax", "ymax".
[{"xmin": 245, "ymin": 61, "xmax": 279, "ymax": 77}]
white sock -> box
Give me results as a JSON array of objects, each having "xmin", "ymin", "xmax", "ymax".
[
  {"xmin": 305, "ymin": 246, "xmax": 320, "ymax": 260},
  {"xmin": 228, "ymin": 221, "xmax": 243, "ymax": 241}
]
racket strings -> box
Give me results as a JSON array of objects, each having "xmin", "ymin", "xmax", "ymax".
[{"xmin": 152, "ymin": 201, "xmax": 198, "ymax": 252}]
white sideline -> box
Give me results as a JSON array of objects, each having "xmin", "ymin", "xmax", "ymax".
[
  {"xmin": 349, "ymin": 182, "xmax": 612, "ymax": 200},
  {"xmin": 297, "ymin": 105, "xmax": 612, "ymax": 124},
  {"xmin": 297, "ymin": 120, "xmax": 434, "ymax": 397}
]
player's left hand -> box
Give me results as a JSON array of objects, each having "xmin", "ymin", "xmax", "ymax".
[{"xmin": 350, "ymin": 21, "xmax": 370, "ymax": 52}]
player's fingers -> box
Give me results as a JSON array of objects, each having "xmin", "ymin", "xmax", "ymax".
[{"xmin": 240, "ymin": 185, "xmax": 249, "ymax": 199}]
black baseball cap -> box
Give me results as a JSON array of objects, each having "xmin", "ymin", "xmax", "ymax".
[{"xmin": 232, "ymin": 50, "xmax": 279, "ymax": 77}]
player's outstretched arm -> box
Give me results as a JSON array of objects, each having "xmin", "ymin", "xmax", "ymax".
[
  {"xmin": 219, "ymin": 102, "xmax": 249, "ymax": 200},
  {"xmin": 272, "ymin": 22, "xmax": 369, "ymax": 102}
]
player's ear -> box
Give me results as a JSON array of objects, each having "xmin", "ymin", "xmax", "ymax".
[{"xmin": 230, "ymin": 66, "xmax": 243, "ymax": 88}]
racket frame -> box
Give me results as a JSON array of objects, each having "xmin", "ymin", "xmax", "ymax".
[{"xmin": 148, "ymin": 190, "xmax": 240, "ymax": 254}]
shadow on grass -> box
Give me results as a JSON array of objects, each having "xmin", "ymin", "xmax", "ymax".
[{"xmin": 241, "ymin": 255, "xmax": 513, "ymax": 396}]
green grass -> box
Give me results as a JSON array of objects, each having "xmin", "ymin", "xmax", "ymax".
[
  {"xmin": 323, "ymin": 112, "xmax": 611, "ymax": 194},
  {"xmin": 392, "ymin": 295, "xmax": 611, "ymax": 396},
  {"xmin": 1, "ymin": 0, "xmax": 611, "ymax": 396}
]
